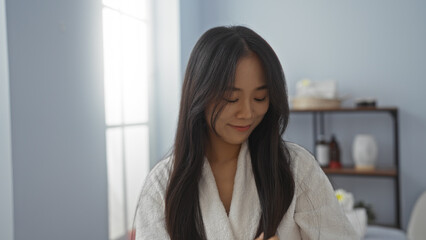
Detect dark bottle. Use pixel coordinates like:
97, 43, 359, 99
329, 134, 342, 168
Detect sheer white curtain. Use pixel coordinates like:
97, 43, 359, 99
102, 1, 152, 239
102, 0, 181, 238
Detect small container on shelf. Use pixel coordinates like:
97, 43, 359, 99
355, 98, 377, 108
352, 134, 378, 170
316, 134, 330, 167
329, 134, 342, 169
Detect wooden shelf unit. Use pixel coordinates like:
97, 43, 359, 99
322, 167, 397, 177
291, 107, 397, 113
290, 106, 401, 228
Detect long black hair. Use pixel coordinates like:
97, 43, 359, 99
165, 26, 295, 240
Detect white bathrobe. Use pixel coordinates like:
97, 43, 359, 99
135, 142, 358, 240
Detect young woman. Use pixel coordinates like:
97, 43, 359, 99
134, 26, 358, 240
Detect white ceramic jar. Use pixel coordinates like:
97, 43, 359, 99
352, 134, 378, 170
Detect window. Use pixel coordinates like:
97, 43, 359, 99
102, 0, 152, 239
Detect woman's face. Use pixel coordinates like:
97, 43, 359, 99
205, 53, 270, 145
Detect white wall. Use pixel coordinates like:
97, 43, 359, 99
0, 0, 14, 239
6, 0, 108, 239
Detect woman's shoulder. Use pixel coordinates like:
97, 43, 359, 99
285, 141, 316, 165
285, 141, 322, 184
140, 156, 173, 202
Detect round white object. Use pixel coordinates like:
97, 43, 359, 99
352, 134, 378, 170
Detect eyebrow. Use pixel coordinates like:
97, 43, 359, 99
228, 85, 268, 91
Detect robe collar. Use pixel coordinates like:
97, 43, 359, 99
199, 141, 261, 240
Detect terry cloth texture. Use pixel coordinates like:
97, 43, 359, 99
134, 142, 358, 240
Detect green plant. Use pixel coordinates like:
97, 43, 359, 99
354, 201, 376, 224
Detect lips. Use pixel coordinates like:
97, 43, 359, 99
229, 124, 251, 132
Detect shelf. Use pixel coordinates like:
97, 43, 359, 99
322, 167, 397, 177
292, 106, 401, 227
290, 107, 397, 113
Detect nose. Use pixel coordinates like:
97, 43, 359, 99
236, 99, 253, 119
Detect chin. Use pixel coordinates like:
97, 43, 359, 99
223, 136, 249, 145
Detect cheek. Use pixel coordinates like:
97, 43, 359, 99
255, 102, 270, 117
206, 105, 232, 129
217, 105, 235, 121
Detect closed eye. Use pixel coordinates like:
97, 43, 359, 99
254, 97, 267, 102
225, 97, 267, 103
225, 98, 238, 103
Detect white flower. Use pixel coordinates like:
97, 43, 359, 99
335, 189, 354, 212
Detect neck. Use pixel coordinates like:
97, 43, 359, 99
206, 133, 242, 165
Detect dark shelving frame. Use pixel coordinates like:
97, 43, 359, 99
290, 107, 401, 228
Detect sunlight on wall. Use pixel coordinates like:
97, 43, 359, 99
102, 0, 151, 239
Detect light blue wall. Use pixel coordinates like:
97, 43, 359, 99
0, 0, 14, 239
180, 0, 201, 78
181, 0, 426, 229
148, 0, 193, 165
6, 0, 108, 239
151, 0, 181, 167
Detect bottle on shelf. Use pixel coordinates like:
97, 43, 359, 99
329, 134, 342, 169
315, 134, 330, 167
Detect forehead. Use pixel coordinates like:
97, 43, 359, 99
233, 53, 266, 90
